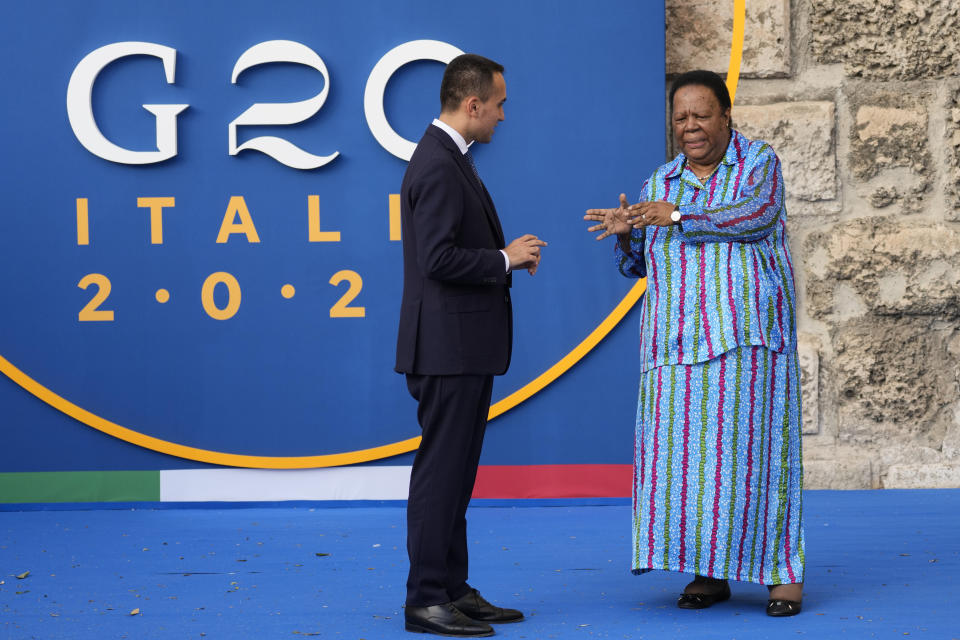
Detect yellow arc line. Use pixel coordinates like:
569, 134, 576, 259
492, 0, 746, 421
0, 278, 645, 469
488, 280, 645, 419
0, 1, 745, 469
728, 0, 746, 102
0, 353, 422, 469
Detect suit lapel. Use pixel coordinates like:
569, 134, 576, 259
427, 126, 506, 247
451, 150, 505, 245
476, 179, 505, 245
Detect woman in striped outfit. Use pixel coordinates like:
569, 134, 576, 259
584, 70, 804, 617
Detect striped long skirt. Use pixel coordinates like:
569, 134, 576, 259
631, 345, 805, 585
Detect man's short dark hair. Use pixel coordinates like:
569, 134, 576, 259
440, 54, 505, 112
669, 70, 732, 112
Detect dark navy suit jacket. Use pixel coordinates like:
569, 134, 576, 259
395, 124, 512, 375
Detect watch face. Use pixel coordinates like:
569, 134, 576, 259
671, 210, 681, 222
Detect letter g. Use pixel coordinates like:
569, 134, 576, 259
66, 42, 188, 164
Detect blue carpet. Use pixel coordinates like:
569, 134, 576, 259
1, 490, 957, 639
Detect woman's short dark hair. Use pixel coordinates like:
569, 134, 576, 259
440, 54, 505, 112
669, 70, 732, 112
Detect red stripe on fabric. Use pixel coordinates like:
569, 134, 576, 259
677, 242, 688, 359
700, 244, 715, 358
678, 366, 693, 571
717, 163, 779, 229
784, 497, 795, 584
727, 244, 739, 337
758, 351, 778, 582
736, 348, 759, 580
732, 137, 745, 194
471, 465, 632, 499
708, 354, 727, 572
647, 367, 665, 567
707, 171, 720, 205
783, 366, 797, 584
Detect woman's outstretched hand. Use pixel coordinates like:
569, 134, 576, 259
584, 193, 642, 240
631, 200, 676, 227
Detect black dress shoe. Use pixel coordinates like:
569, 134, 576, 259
404, 603, 494, 637
451, 589, 524, 623
766, 599, 802, 617
676, 582, 731, 609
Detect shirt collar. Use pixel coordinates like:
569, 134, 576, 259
432, 118, 471, 155
664, 129, 744, 178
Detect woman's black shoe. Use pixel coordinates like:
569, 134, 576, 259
766, 599, 802, 617
676, 582, 731, 609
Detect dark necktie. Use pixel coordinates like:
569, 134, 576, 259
464, 149, 483, 186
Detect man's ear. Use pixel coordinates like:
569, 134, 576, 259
464, 96, 481, 117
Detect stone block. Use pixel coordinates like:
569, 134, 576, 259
946, 83, 960, 219
884, 464, 960, 488
810, 0, 960, 80
797, 334, 820, 435
944, 411, 960, 460
803, 218, 960, 321
733, 102, 836, 202
856, 106, 926, 142
801, 213, 960, 460
666, 0, 790, 78
829, 318, 957, 451
879, 444, 945, 468
802, 458, 873, 490
850, 100, 929, 181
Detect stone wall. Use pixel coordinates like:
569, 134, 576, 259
666, 0, 960, 488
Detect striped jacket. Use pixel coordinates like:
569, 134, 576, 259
615, 130, 798, 372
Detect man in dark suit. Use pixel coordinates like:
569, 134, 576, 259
396, 54, 546, 637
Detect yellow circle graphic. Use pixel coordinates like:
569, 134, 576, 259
0, 7, 745, 469
281, 284, 296, 299
156, 289, 171, 304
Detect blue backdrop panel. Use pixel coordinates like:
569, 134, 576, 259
0, 0, 665, 471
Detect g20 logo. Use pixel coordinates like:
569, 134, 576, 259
66, 39, 462, 167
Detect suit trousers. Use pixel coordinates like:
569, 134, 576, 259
405, 373, 493, 607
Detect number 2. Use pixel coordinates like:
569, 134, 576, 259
228, 40, 339, 170
329, 270, 365, 318
78, 273, 114, 321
